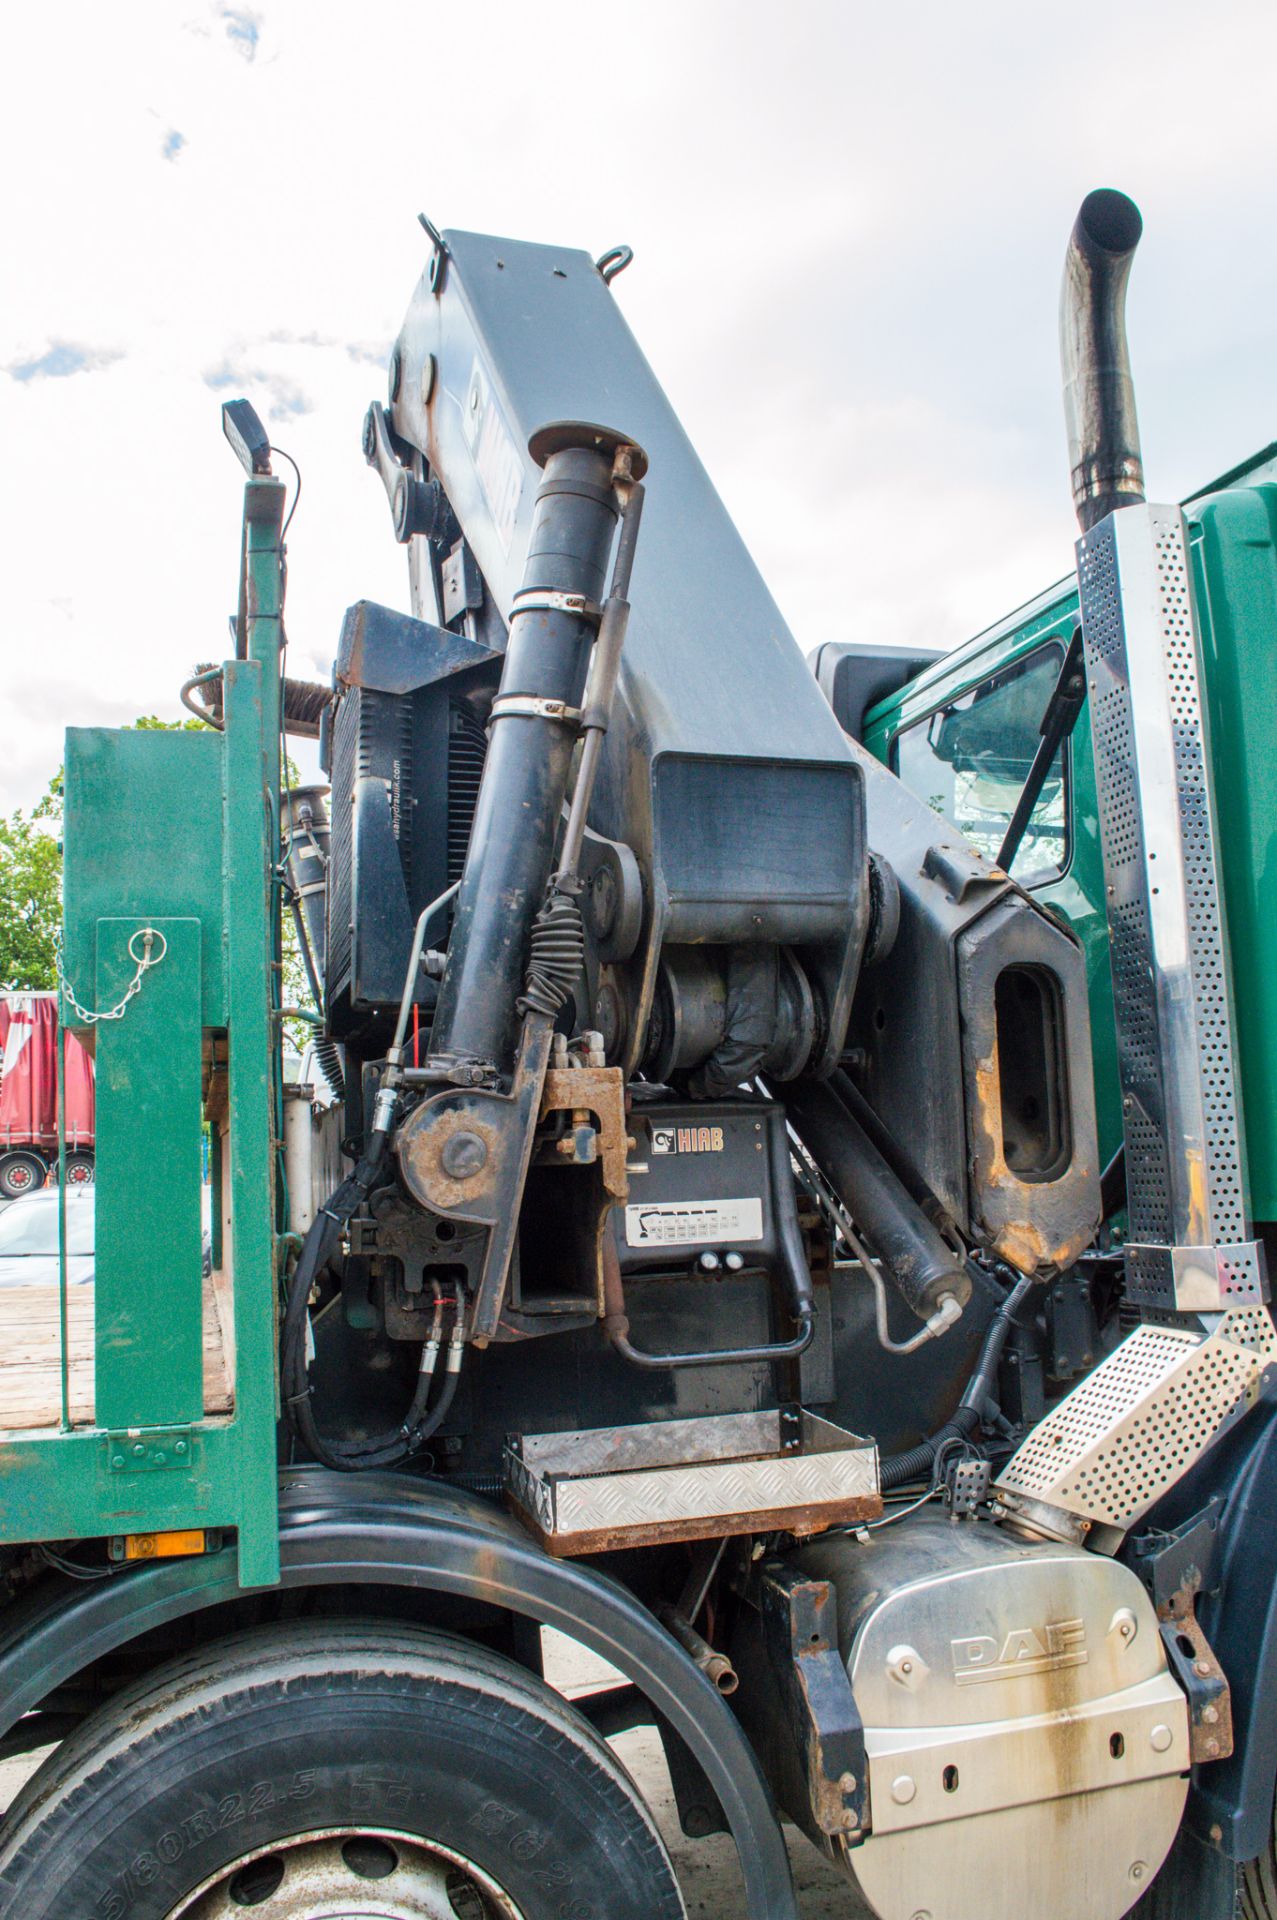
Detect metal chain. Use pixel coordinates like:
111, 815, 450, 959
57, 927, 168, 1025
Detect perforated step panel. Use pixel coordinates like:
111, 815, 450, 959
996, 1308, 1276, 1532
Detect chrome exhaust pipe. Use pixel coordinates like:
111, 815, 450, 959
1060, 188, 1145, 532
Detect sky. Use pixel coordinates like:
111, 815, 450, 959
3, 0, 1277, 813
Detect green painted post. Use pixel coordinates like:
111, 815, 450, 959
55, 1001, 69, 1433
223, 482, 286, 1586
223, 664, 282, 1587
93, 918, 205, 1431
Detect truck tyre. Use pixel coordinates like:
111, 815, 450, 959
0, 1151, 46, 1198
0, 1619, 685, 1920
1244, 1824, 1277, 1917
64, 1150, 94, 1186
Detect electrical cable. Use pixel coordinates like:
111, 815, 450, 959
271, 444, 303, 538
877, 1268, 1038, 1491
38, 1545, 121, 1582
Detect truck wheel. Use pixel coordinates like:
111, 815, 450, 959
64, 1151, 95, 1186
0, 1151, 46, 1198
1244, 1826, 1277, 1917
0, 1620, 686, 1920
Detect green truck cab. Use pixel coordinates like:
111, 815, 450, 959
852, 445, 1277, 1225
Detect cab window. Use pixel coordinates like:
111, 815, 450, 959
892, 643, 1068, 885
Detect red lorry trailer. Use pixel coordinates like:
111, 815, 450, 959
0, 992, 94, 1198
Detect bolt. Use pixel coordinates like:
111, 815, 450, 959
891, 1775, 917, 1806
111, 1454, 125, 1470
174, 1440, 187, 1457
1194, 1660, 1212, 1678
838, 1772, 857, 1794
153, 1452, 165, 1466
440, 1130, 487, 1180
1150, 1724, 1173, 1753
1130, 1862, 1148, 1884
1202, 1705, 1219, 1725
132, 1442, 146, 1458
911, 1911, 932, 1920
1205, 1738, 1221, 1758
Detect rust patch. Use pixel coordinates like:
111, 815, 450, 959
505, 1492, 881, 1559
539, 1065, 629, 1203
398, 1100, 506, 1215
1161, 1583, 1234, 1764
972, 1049, 1092, 1274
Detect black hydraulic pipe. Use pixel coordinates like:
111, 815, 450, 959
427, 433, 628, 1076
1060, 188, 1146, 532
996, 624, 1086, 874
830, 1069, 959, 1239
784, 1077, 970, 1319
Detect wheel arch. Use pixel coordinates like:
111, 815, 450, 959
0, 1468, 798, 1920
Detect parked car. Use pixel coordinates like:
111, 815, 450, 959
0, 1190, 95, 1288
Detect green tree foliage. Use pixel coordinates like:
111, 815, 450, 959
0, 718, 318, 1048
0, 777, 63, 989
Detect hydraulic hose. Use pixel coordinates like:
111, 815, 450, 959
280, 1105, 468, 1471
878, 1269, 1037, 1490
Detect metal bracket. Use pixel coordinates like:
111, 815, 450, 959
103, 1428, 196, 1474
1160, 1592, 1233, 1766
1130, 1496, 1224, 1612
759, 1562, 868, 1840
441, 539, 484, 622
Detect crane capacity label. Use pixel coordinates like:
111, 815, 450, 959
624, 1198, 764, 1248
463, 357, 522, 553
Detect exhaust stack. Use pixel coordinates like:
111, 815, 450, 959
1059, 191, 1268, 1320
1060, 188, 1146, 531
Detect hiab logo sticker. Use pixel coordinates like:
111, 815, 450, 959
651, 1125, 725, 1155
951, 1618, 1088, 1685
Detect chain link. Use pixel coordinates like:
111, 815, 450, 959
57, 927, 168, 1025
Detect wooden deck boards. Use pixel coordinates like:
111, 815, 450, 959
0, 1277, 232, 1432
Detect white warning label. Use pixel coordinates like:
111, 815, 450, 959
624, 1198, 764, 1248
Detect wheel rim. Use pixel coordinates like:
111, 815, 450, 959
66, 1159, 93, 1185
167, 1827, 527, 1920
5, 1162, 34, 1193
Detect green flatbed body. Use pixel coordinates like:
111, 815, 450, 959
0, 478, 289, 1587
863, 446, 1277, 1221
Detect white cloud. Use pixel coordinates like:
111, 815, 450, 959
1, 0, 1275, 811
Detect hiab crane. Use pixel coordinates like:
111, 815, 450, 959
0, 187, 1274, 1920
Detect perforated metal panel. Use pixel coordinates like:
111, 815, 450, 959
1077, 505, 1266, 1311
996, 1310, 1277, 1531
